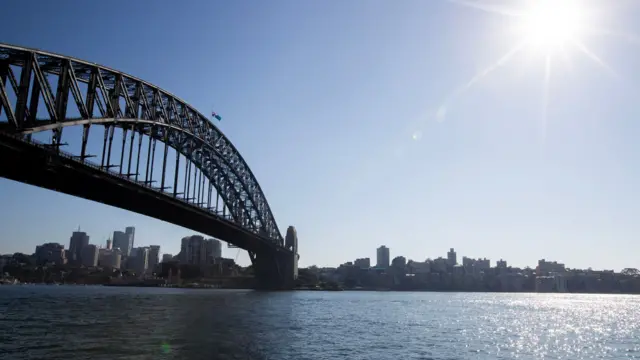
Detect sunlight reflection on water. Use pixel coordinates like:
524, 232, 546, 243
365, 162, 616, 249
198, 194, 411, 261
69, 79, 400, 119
1, 287, 639, 359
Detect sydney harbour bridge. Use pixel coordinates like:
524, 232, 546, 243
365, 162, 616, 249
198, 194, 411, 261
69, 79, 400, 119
0, 43, 299, 290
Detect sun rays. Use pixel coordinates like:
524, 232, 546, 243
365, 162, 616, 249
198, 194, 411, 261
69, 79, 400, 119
437, 0, 635, 143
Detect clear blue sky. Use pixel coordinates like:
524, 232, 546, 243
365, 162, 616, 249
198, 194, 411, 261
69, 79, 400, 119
1, 0, 640, 270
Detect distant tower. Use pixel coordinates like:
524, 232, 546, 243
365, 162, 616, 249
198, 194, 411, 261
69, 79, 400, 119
376, 246, 390, 268
125, 226, 135, 252
106, 238, 112, 250
112, 231, 130, 256
69, 230, 90, 265
447, 248, 457, 266
147, 245, 161, 272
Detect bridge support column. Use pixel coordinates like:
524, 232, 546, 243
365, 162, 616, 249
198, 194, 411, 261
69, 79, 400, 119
251, 249, 298, 290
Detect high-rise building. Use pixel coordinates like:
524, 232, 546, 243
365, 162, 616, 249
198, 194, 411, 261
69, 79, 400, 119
148, 245, 160, 273
112, 231, 131, 256
0, 256, 9, 272
392, 256, 407, 268
69, 231, 89, 265
447, 248, 457, 266
106, 238, 112, 250
462, 257, 491, 272
376, 246, 390, 268
407, 260, 430, 274
35, 243, 67, 265
204, 239, 221, 264
80, 244, 99, 267
162, 254, 174, 263
133, 247, 149, 275
180, 236, 223, 266
213, 240, 222, 259
98, 248, 121, 269
111, 252, 122, 269
537, 259, 565, 275
354, 258, 370, 269
181, 235, 204, 265
125, 227, 135, 252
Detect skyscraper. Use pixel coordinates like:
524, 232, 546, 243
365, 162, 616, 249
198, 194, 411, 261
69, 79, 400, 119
148, 245, 160, 272
98, 248, 121, 269
180, 236, 222, 266
204, 239, 222, 262
133, 247, 149, 275
162, 254, 174, 263
35, 243, 67, 265
106, 238, 112, 250
447, 248, 457, 266
376, 246, 390, 268
69, 230, 89, 265
354, 258, 371, 269
181, 235, 204, 265
81, 244, 99, 267
125, 227, 135, 254
112, 231, 131, 256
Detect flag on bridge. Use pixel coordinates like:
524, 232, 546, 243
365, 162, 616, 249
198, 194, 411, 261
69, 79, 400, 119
211, 111, 222, 121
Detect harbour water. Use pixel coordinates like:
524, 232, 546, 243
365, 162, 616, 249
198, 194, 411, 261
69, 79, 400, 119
1, 286, 639, 359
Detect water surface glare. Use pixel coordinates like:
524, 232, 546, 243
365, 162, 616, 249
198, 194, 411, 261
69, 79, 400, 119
1, 286, 639, 359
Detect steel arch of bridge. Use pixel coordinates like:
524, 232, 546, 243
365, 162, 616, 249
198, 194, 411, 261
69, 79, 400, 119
0, 43, 284, 246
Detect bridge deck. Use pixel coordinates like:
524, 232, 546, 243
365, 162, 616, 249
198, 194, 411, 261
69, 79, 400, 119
0, 133, 290, 255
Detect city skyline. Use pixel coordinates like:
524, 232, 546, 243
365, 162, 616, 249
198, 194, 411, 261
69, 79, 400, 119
0, 176, 637, 270
2, 223, 239, 264
2, 1, 640, 270
3, 223, 634, 272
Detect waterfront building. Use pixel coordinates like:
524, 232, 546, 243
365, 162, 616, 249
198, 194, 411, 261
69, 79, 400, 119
181, 236, 223, 266
432, 257, 448, 273
447, 248, 457, 266
98, 248, 121, 269
35, 243, 67, 265
376, 246, 390, 269
125, 227, 135, 252
354, 258, 370, 269
69, 230, 89, 265
112, 231, 131, 257
537, 259, 565, 275
133, 247, 149, 275
204, 239, 221, 264
407, 260, 430, 274
148, 245, 161, 272
162, 254, 173, 263
392, 256, 406, 268
80, 244, 99, 267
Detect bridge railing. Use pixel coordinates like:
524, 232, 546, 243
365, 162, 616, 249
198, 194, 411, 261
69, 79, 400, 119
5, 132, 282, 245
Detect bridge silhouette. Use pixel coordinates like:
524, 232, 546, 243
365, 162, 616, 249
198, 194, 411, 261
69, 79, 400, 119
0, 43, 298, 290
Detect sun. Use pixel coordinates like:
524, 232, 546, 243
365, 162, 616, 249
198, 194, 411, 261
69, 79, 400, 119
518, 0, 586, 51
438, 0, 617, 127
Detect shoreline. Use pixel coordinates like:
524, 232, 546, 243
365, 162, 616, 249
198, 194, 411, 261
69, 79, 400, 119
3, 282, 639, 295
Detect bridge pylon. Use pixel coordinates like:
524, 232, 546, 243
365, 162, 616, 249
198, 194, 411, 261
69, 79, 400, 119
250, 225, 299, 290
250, 249, 297, 290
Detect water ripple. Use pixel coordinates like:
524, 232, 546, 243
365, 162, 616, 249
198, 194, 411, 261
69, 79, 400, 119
1, 287, 639, 359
